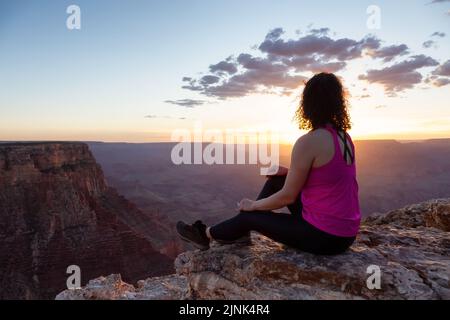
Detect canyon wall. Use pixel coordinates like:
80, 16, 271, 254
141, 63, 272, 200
0, 142, 175, 299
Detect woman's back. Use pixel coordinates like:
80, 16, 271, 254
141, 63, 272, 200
178, 72, 360, 255
310, 127, 354, 167
301, 124, 361, 237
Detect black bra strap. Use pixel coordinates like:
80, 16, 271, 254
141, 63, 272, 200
337, 131, 354, 164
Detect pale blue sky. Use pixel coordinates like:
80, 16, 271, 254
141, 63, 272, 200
1, 0, 449, 141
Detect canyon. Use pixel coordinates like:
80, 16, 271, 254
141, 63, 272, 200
1, 141, 449, 300
0, 142, 180, 299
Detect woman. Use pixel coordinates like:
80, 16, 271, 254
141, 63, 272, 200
176, 72, 361, 255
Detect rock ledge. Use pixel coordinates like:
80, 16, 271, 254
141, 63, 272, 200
57, 199, 450, 300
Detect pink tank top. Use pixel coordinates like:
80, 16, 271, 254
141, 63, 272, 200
301, 124, 361, 237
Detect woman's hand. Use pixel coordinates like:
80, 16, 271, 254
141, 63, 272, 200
237, 198, 256, 212
246, 136, 313, 212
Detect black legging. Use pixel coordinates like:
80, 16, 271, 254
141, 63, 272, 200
209, 175, 356, 255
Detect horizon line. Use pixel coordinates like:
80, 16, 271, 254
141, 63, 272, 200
2, 137, 450, 146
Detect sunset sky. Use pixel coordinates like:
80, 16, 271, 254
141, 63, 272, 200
1, 0, 449, 143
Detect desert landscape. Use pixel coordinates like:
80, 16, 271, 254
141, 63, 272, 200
88, 139, 450, 225
1, 1, 449, 304
1, 138, 449, 299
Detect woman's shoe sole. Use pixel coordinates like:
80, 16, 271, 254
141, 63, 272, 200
179, 235, 210, 251
215, 237, 252, 246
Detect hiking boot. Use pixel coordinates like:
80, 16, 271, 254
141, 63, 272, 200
214, 233, 252, 246
176, 220, 210, 251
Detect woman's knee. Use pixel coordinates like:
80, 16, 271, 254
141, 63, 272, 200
209, 213, 251, 241
257, 176, 286, 200
266, 175, 286, 186
235, 211, 256, 225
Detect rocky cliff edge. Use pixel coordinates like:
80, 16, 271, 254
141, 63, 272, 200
56, 198, 450, 300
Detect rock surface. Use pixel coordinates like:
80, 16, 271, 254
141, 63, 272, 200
55, 274, 187, 300
0, 142, 176, 299
57, 198, 450, 300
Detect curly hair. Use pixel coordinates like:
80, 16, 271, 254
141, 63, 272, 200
295, 73, 351, 131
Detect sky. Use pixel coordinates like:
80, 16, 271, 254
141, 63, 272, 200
0, 0, 449, 143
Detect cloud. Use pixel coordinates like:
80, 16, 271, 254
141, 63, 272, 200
181, 28, 392, 99
358, 54, 439, 95
426, 60, 450, 87
200, 64, 307, 99
265, 27, 285, 40
422, 40, 436, 48
429, 77, 450, 87
366, 44, 409, 62
431, 31, 446, 37
309, 27, 330, 36
432, 59, 450, 76
209, 59, 238, 75
199, 75, 220, 86
180, 27, 441, 99
285, 56, 347, 73
422, 32, 445, 49
164, 99, 207, 108
258, 33, 380, 61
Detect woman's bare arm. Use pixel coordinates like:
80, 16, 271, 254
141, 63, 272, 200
238, 134, 315, 211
